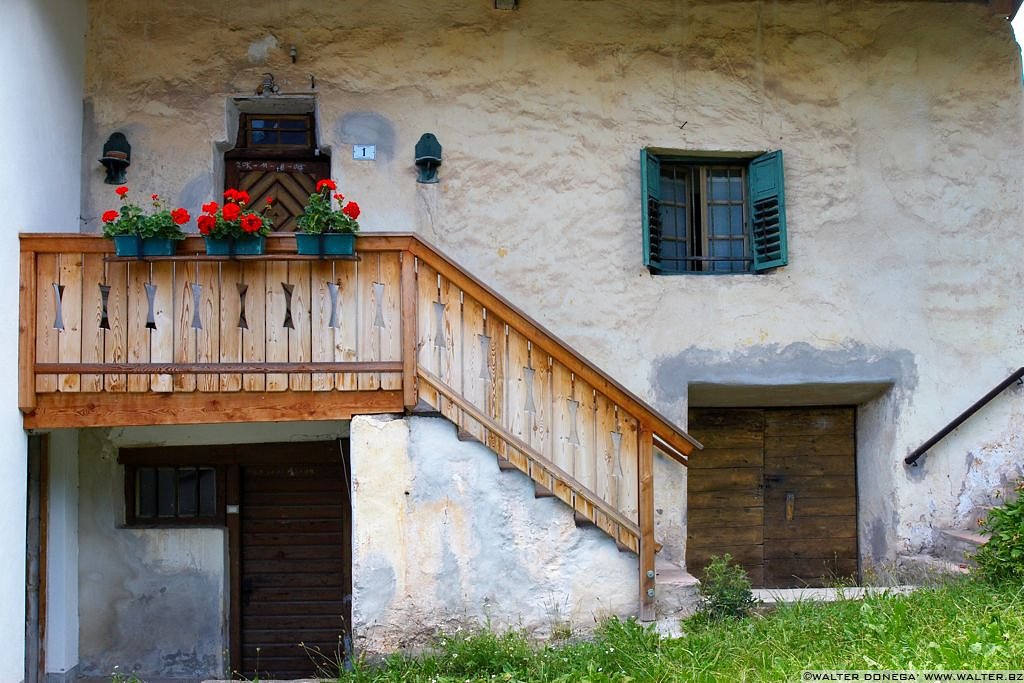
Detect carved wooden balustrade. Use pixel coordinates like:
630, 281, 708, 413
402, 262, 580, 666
19, 231, 700, 619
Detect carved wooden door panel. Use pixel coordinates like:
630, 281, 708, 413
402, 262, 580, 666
226, 159, 330, 232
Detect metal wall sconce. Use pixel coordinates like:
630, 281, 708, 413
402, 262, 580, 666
99, 132, 131, 185
415, 133, 442, 184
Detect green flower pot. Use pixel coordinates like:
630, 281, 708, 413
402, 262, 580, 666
204, 235, 265, 256
112, 235, 177, 257
295, 233, 356, 256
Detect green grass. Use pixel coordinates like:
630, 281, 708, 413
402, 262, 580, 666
330, 579, 1024, 683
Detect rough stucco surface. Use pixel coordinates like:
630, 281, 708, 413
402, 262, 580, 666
79, 1, 1024, 566
350, 415, 639, 653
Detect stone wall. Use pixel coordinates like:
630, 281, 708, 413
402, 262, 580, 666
79, 0, 1024, 564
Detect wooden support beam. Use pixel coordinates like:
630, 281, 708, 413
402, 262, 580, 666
23, 390, 405, 429
638, 426, 656, 622
400, 253, 418, 408
19, 250, 37, 412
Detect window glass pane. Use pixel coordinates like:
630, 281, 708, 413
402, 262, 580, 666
178, 468, 198, 516
250, 119, 268, 129
198, 468, 217, 516
730, 205, 744, 232
710, 205, 731, 236
250, 130, 271, 145
280, 131, 308, 145
710, 239, 732, 258
708, 172, 731, 201
729, 174, 744, 202
278, 119, 308, 130
137, 468, 156, 519
157, 467, 177, 517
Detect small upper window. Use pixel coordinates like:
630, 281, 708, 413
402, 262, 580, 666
243, 114, 313, 148
641, 149, 788, 274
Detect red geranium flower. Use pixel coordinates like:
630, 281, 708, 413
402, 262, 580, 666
102, 210, 119, 223
240, 214, 262, 233
151, 194, 159, 201
235, 191, 251, 205
222, 203, 241, 222
202, 201, 219, 215
342, 201, 360, 220
316, 178, 337, 193
171, 208, 190, 225
224, 189, 238, 201
195, 215, 214, 236
115, 186, 129, 197
266, 197, 274, 204
197, 214, 215, 235
333, 193, 344, 202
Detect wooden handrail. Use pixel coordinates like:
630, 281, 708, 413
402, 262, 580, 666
407, 236, 702, 460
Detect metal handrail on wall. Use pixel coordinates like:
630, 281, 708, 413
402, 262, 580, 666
905, 366, 1024, 466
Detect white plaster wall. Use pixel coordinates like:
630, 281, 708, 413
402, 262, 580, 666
46, 430, 80, 677
350, 415, 637, 653
0, 0, 85, 679
77, 1, 1024, 566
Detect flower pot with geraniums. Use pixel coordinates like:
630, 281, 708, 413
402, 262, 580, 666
196, 189, 274, 256
294, 178, 361, 256
101, 186, 190, 257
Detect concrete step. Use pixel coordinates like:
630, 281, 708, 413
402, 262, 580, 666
934, 528, 987, 566
496, 457, 517, 471
896, 553, 971, 583
573, 512, 594, 528
534, 482, 555, 498
653, 559, 700, 619
456, 428, 480, 443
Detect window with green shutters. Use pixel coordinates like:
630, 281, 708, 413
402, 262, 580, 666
641, 149, 788, 274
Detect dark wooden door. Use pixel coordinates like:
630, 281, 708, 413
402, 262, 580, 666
226, 159, 330, 232
239, 445, 350, 679
687, 407, 858, 588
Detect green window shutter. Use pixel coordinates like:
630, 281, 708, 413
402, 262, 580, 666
748, 150, 788, 272
641, 148, 663, 272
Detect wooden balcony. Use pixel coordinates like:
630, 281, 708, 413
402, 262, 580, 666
19, 233, 416, 428
19, 230, 701, 619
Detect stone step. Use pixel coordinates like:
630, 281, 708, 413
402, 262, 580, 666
896, 553, 971, 583
934, 528, 988, 566
653, 559, 700, 620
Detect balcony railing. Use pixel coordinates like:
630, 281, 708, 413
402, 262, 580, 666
19, 233, 416, 426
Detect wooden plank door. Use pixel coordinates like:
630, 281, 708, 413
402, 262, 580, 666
226, 159, 330, 232
686, 409, 766, 586
687, 407, 858, 588
238, 443, 350, 680
762, 407, 858, 587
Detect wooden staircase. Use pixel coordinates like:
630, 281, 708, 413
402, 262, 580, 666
18, 231, 701, 620
405, 237, 701, 618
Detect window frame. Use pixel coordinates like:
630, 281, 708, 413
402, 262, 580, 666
642, 149, 788, 275
122, 460, 226, 528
